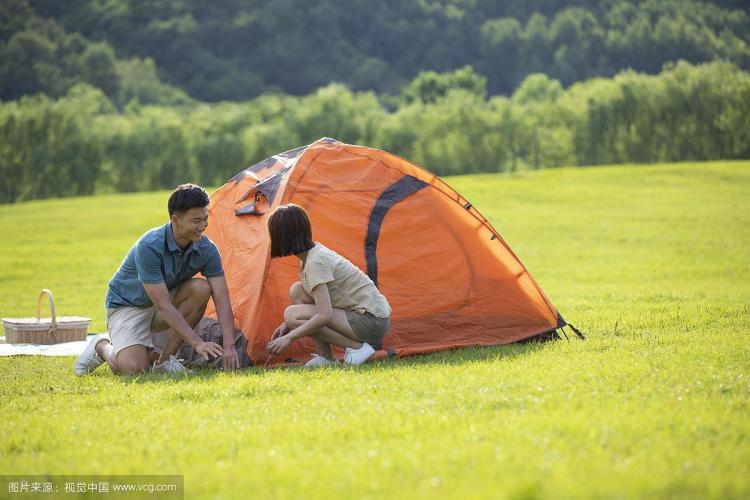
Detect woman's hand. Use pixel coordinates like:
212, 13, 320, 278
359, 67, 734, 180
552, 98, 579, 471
271, 322, 289, 340
267, 335, 293, 355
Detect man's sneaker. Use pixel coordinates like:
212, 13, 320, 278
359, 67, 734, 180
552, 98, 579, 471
343, 342, 375, 366
304, 354, 336, 368
153, 355, 192, 374
74, 334, 106, 376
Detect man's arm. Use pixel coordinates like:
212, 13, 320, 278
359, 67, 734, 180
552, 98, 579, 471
143, 282, 223, 359
207, 275, 240, 370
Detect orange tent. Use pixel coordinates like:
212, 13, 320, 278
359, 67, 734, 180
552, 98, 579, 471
205, 138, 576, 366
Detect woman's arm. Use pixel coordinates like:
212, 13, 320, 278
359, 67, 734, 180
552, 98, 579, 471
271, 322, 289, 340
286, 284, 332, 340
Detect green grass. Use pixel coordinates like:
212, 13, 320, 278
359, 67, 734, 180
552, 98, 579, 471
1, 161, 749, 499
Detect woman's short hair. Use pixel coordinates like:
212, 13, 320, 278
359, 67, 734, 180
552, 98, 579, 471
268, 204, 315, 258
168, 184, 210, 216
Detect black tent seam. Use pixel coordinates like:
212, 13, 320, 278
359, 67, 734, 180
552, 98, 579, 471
365, 175, 429, 287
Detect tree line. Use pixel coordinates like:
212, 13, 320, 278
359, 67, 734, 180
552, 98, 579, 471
2, 60, 748, 204
2, 0, 749, 102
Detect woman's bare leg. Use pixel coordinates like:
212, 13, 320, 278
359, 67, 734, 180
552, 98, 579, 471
287, 283, 337, 359
283, 305, 364, 353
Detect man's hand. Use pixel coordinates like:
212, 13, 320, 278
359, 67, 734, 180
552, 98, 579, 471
221, 346, 240, 370
207, 274, 240, 369
194, 340, 223, 360
271, 322, 289, 340
267, 335, 293, 355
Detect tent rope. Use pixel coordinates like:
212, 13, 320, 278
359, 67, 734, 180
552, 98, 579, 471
566, 323, 586, 340
560, 328, 570, 341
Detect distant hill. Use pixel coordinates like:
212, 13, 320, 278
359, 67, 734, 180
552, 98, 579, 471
2, 0, 749, 102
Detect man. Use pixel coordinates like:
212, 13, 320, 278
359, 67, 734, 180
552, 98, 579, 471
75, 184, 240, 375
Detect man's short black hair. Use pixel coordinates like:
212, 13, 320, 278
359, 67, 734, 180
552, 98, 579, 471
268, 204, 315, 258
168, 184, 210, 217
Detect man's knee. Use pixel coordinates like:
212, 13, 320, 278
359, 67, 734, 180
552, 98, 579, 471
183, 278, 211, 304
115, 357, 150, 375
114, 346, 151, 375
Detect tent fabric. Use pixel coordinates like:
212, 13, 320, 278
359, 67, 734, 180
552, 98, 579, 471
205, 138, 566, 366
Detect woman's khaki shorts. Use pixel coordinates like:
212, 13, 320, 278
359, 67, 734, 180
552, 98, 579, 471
345, 310, 390, 349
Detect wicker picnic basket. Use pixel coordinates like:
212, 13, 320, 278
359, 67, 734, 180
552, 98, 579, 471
1, 289, 90, 344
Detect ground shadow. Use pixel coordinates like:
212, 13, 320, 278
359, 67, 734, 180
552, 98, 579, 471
119, 335, 578, 384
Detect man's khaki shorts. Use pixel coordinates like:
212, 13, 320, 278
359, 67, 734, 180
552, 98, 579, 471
106, 291, 176, 357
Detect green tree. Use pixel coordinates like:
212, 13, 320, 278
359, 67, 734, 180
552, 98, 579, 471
115, 57, 192, 106
78, 42, 119, 98
401, 66, 487, 104
0, 30, 61, 99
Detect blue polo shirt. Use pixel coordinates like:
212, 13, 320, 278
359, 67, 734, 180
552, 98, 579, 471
105, 222, 224, 309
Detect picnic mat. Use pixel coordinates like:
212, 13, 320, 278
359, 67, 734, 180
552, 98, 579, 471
0, 333, 104, 356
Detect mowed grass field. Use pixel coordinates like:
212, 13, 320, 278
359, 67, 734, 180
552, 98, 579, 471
1, 161, 749, 499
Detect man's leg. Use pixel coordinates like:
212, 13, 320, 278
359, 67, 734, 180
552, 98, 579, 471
87, 305, 159, 375
96, 342, 151, 375
151, 278, 211, 364
90, 279, 210, 374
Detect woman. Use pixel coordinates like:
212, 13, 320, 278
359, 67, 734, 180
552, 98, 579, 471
266, 204, 391, 366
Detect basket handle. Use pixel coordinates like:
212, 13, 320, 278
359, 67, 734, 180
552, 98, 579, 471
36, 289, 58, 331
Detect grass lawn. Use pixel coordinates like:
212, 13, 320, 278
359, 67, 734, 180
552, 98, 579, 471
1, 161, 748, 498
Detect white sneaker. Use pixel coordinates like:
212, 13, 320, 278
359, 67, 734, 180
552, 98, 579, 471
343, 343, 375, 366
74, 334, 106, 376
153, 355, 192, 374
304, 354, 336, 368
